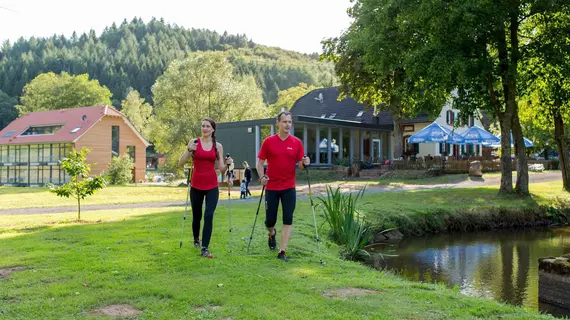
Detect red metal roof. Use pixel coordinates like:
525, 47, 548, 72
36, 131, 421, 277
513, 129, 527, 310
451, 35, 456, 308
0, 105, 148, 146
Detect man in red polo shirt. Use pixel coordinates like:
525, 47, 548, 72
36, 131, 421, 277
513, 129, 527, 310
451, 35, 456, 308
256, 111, 310, 261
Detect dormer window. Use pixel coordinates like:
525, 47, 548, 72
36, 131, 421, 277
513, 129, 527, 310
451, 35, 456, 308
356, 111, 364, 117
20, 125, 62, 136
329, 113, 337, 119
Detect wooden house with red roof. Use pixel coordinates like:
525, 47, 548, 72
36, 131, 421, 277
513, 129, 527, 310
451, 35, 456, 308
0, 105, 150, 186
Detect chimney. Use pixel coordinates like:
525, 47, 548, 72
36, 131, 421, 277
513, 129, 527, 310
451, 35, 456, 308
372, 116, 380, 124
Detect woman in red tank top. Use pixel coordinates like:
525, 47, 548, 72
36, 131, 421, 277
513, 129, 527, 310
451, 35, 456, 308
179, 118, 231, 258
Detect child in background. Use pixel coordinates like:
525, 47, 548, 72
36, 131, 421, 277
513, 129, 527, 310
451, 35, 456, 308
240, 179, 247, 199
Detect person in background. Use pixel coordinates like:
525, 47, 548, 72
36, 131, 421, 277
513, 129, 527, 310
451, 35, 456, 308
243, 161, 252, 198
240, 179, 247, 199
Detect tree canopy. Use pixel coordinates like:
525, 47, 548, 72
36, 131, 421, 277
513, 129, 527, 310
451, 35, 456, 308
324, 0, 570, 194
0, 17, 335, 114
519, 7, 570, 190
151, 52, 268, 171
16, 72, 112, 115
120, 89, 154, 141
0, 89, 17, 129
270, 82, 319, 114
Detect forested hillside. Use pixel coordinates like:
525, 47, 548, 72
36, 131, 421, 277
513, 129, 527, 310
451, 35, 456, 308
0, 17, 336, 128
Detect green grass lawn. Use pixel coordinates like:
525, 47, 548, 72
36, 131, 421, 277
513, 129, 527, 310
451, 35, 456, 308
1, 200, 554, 319
0, 185, 266, 209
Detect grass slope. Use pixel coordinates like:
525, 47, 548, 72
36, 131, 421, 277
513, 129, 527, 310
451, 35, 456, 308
1, 200, 555, 319
362, 181, 570, 235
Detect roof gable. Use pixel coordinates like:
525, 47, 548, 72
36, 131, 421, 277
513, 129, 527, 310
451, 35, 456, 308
290, 87, 430, 125
0, 105, 150, 146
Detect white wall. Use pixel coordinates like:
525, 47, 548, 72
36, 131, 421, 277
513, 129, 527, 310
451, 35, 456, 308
393, 92, 485, 158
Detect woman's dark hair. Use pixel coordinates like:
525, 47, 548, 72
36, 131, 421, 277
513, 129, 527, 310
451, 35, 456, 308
203, 117, 219, 160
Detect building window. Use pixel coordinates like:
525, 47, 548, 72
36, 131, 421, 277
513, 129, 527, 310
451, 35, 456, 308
0, 146, 5, 162
127, 146, 136, 162
112, 126, 120, 156
403, 125, 415, 132
20, 125, 62, 136
2, 130, 16, 138
446, 110, 454, 125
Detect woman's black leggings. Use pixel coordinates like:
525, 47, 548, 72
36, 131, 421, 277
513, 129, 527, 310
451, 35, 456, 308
190, 186, 219, 249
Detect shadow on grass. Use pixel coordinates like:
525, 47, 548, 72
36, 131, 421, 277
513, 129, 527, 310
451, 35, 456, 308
373, 173, 472, 186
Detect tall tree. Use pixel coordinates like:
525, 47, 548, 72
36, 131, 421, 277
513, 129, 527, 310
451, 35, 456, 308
120, 89, 155, 141
321, 0, 448, 159
152, 52, 268, 171
16, 72, 112, 114
270, 83, 318, 115
520, 8, 570, 191
0, 90, 17, 130
341, 0, 568, 195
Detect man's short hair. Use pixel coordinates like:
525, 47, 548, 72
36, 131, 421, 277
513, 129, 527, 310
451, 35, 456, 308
277, 111, 292, 121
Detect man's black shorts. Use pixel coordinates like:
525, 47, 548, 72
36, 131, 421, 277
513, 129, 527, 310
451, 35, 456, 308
265, 188, 296, 227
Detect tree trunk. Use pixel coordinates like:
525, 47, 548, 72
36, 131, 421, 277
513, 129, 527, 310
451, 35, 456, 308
553, 109, 570, 192
393, 117, 403, 159
499, 116, 513, 194
77, 197, 81, 221
391, 69, 405, 160
512, 112, 529, 195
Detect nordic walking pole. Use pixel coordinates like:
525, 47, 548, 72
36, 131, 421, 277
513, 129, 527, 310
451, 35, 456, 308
226, 154, 234, 253
179, 139, 197, 248
304, 156, 324, 264
247, 184, 265, 253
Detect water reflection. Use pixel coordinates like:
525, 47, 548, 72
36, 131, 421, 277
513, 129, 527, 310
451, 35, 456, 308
367, 227, 570, 317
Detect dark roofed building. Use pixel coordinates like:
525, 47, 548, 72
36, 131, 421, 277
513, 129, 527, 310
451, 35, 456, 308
291, 87, 430, 125
217, 86, 487, 173
216, 87, 433, 174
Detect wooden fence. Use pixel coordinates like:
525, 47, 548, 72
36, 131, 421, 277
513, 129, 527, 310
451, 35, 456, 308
376, 159, 558, 174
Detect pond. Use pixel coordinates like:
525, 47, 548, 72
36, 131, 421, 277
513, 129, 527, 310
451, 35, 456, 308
367, 227, 570, 318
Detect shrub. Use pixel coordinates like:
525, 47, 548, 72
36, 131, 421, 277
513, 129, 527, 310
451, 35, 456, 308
317, 185, 374, 261
107, 154, 135, 185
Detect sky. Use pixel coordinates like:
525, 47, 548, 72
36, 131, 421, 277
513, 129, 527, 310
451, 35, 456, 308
0, 0, 353, 54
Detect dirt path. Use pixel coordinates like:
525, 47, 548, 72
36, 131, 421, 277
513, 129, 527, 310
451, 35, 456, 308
1, 171, 562, 216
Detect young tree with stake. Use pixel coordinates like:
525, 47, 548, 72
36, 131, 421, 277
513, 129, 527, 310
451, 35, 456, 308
49, 148, 107, 220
